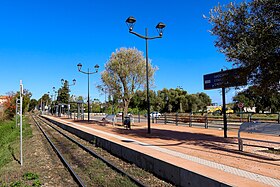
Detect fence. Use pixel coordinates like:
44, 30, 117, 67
53, 111, 280, 130
127, 112, 280, 130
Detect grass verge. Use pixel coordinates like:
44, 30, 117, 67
0, 117, 32, 169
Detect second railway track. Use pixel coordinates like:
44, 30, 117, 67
32, 115, 172, 187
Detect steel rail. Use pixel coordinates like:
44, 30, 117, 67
32, 115, 86, 187
37, 115, 147, 187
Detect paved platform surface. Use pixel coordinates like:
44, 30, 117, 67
44, 115, 280, 187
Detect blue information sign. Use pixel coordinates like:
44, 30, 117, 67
203, 68, 247, 90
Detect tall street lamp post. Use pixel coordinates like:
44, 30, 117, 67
177, 86, 183, 113
61, 79, 76, 117
125, 16, 166, 134
77, 63, 99, 122
46, 91, 50, 114
52, 87, 59, 115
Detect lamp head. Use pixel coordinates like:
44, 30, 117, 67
126, 16, 136, 31
61, 79, 64, 85
94, 64, 99, 72
73, 79, 76, 85
77, 63, 82, 71
156, 22, 166, 36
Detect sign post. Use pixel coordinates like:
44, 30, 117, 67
20, 80, 23, 166
238, 102, 244, 122
203, 68, 247, 138
221, 70, 228, 138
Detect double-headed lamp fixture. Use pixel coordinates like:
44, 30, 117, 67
125, 16, 166, 36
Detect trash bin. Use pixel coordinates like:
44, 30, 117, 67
124, 116, 131, 129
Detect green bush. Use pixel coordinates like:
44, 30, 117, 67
23, 172, 39, 180
10, 181, 22, 187
32, 179, 42, 187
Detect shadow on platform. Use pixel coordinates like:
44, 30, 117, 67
112, 127, 279, 161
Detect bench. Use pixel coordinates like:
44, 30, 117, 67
238, 122, 280, 151
102, 114, 116, 126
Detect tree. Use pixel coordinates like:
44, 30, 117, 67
29, 99, 38, 112
38, 93, 51, 110
19, 89, 32, 113
270, 92, 280, 113
3, 94, 16, 119
197, 92, 212, 112
186, 94, 200, 112
207, 0, 280, 92
91, 99, 101, 113
3, 89, 32, 119
58, 81, 70, 104
129, 90, 147, 111
233, 86, 280, 113
158, 88, 171, 113
129, 88, 212, 113
101, 47, 157, 116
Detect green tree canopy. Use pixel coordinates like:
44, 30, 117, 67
4, 89, 32, 119
57, 81, 70, 104
129, 88, 212, 113
28, 99, 38, 112
21, 89, 32, 112
38, 93, 51, 110
233, 86, 280, 113
100, 47, 157, 115
207, 0, 280, 91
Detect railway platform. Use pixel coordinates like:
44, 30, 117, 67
42, 115, 280, 187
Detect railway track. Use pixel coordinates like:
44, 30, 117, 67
32, 115, 170, 187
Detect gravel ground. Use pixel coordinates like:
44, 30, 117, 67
38, 116, 173, 187
0, 116, 77, 187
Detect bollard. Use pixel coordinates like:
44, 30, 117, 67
138, 112, 140, 123
152, 115, 154, 123
189, 112, 192, 127
176, 112, 178, 126
205, 114, 208, 128
278, 112, 280, 124
238, 138, 243, 151
164, 113, 167, 124
248, 113, 251, 122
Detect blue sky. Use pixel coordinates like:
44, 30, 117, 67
0, 0, 242, 104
